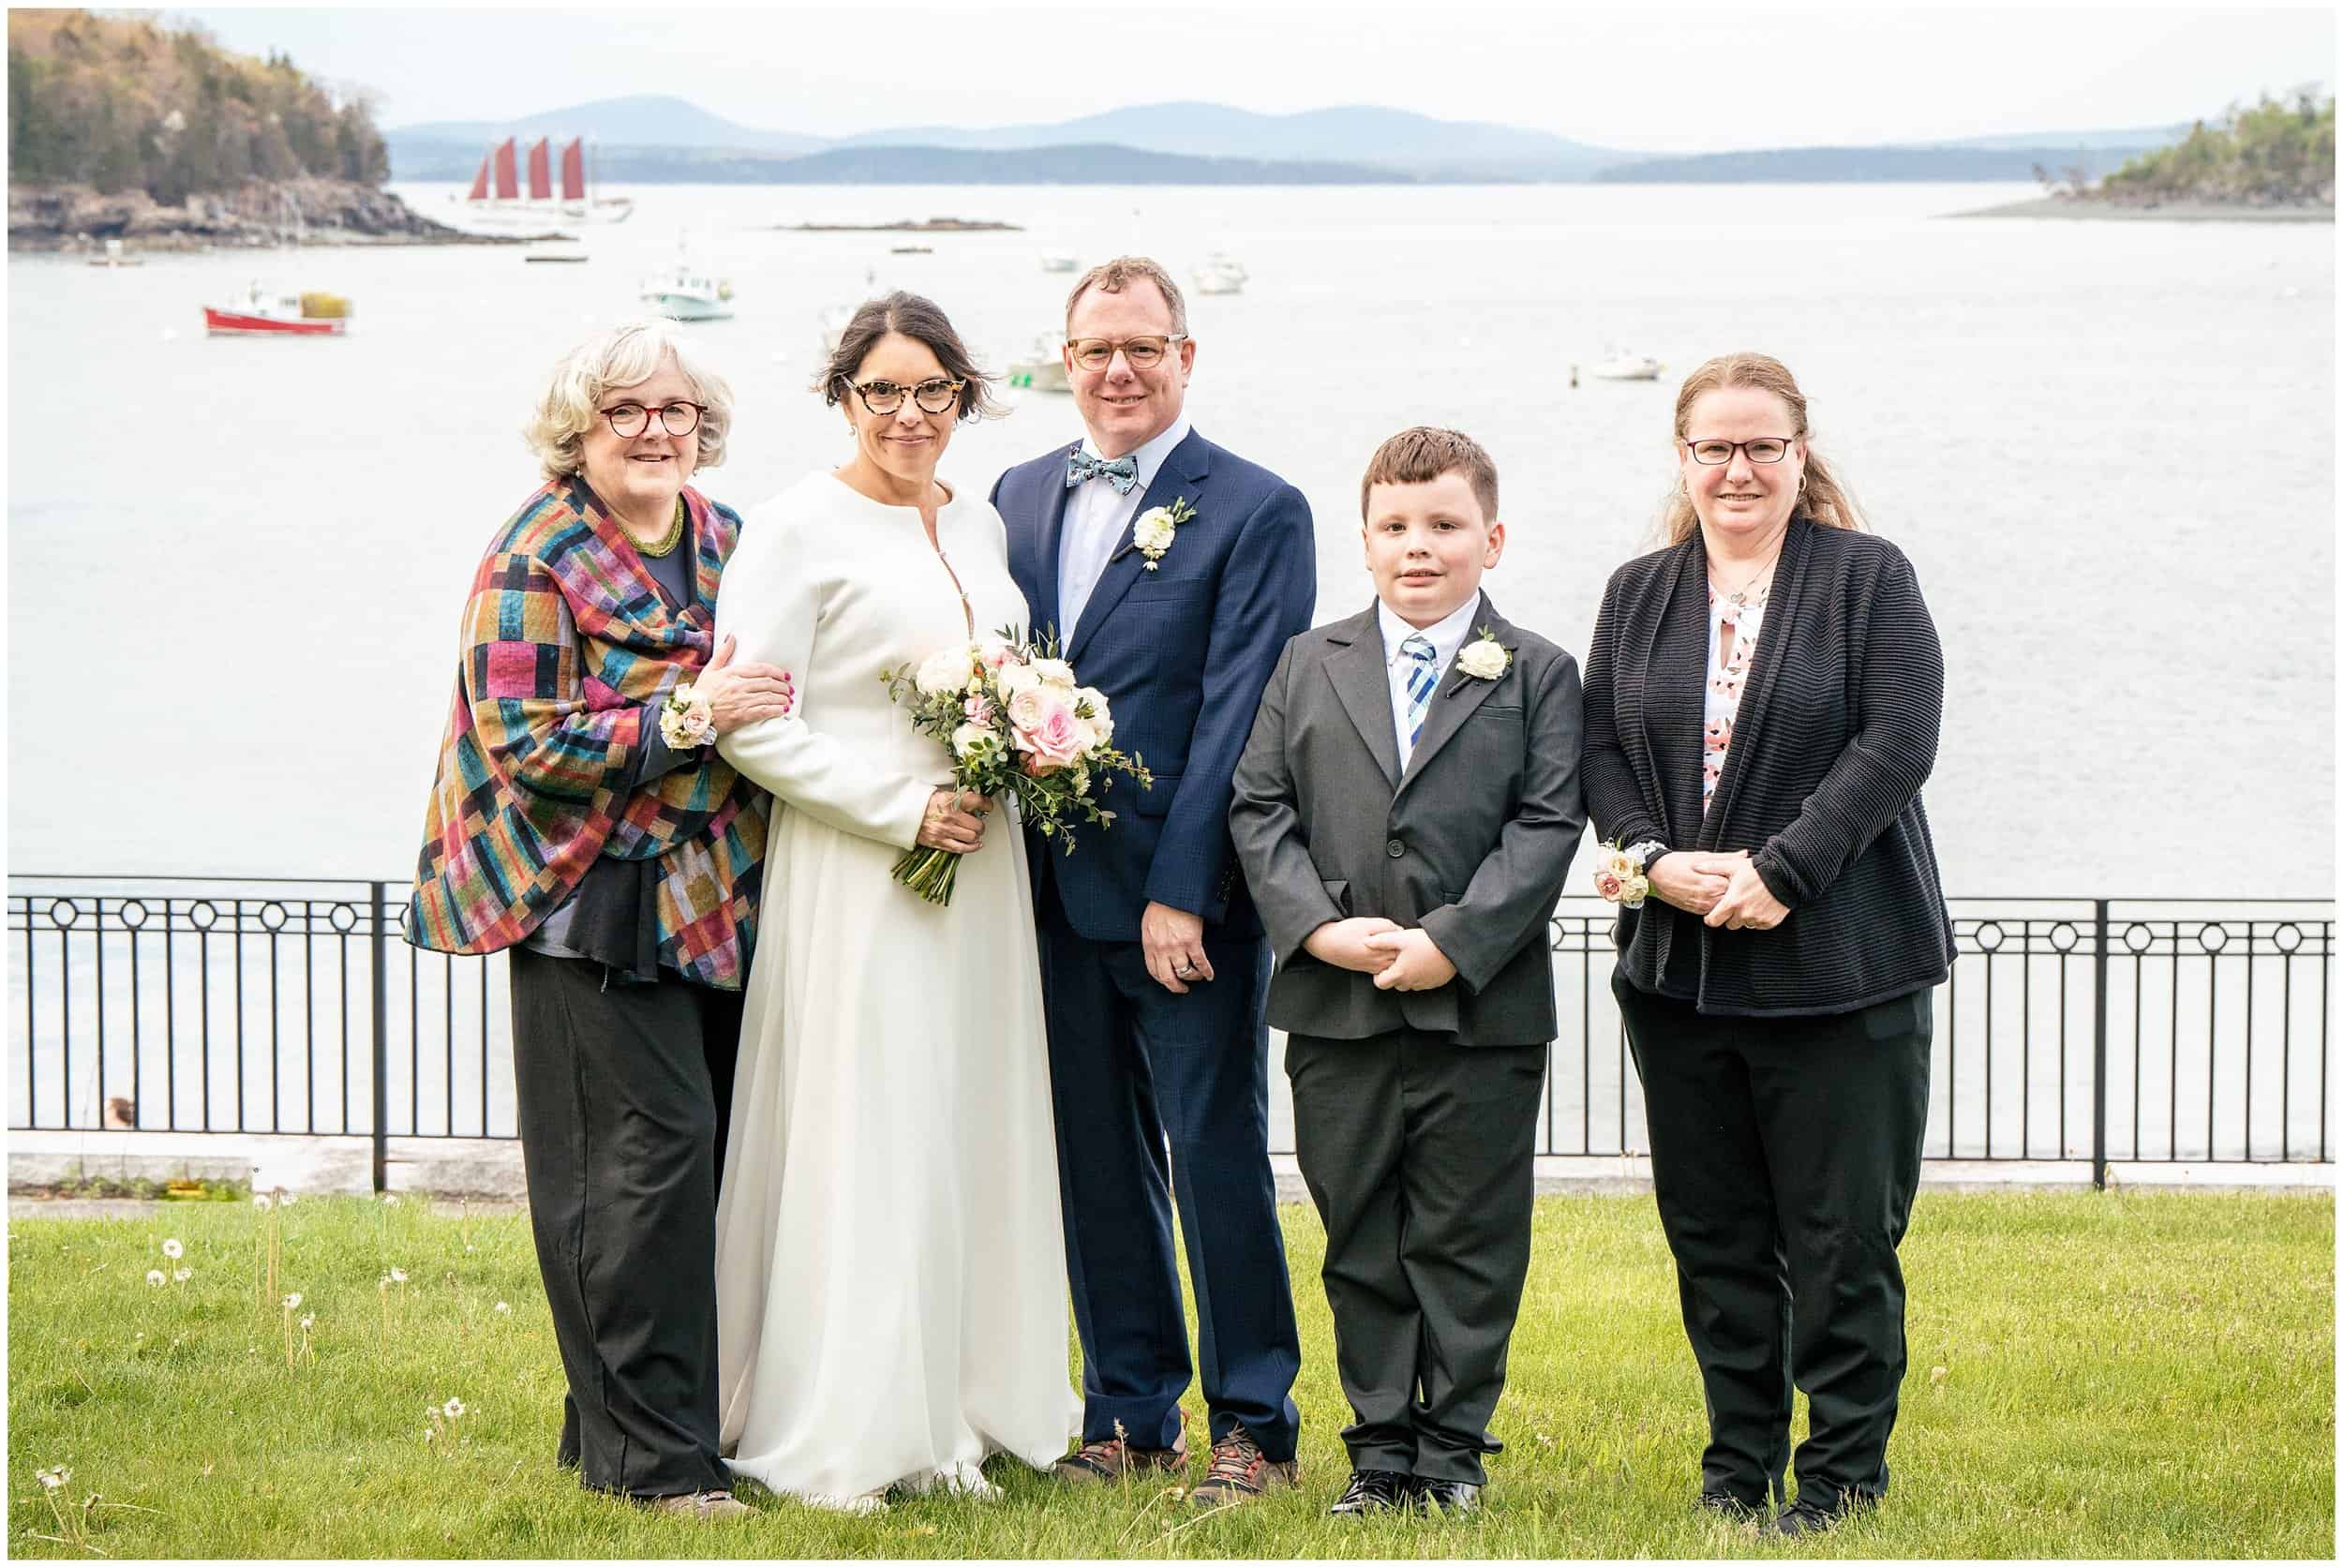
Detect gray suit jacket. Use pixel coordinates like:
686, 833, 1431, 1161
1229, 594, 1587, 1047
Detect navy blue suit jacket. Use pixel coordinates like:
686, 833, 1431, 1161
992, 428, 1316, 944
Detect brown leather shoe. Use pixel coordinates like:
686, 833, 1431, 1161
1052, 1409, 1190, 1484
648, 1488, 752, 1521
1188, 1425, 1297, 1509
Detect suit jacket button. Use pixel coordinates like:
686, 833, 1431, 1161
1385, 839, 1404, 859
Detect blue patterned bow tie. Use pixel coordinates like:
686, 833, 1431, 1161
1065, 450, 1140, 495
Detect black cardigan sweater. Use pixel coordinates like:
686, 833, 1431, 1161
1581, 517, 1954, 1017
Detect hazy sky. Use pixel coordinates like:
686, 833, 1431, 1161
168, 4, 2335, 153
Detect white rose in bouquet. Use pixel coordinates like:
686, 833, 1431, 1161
915, 644, 979, 695
1029, 657, 1078, 688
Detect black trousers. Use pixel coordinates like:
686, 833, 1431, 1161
1615, 975, 1931, 1512
508, 946, 739, 1498
1286, 1028, 1546, 1486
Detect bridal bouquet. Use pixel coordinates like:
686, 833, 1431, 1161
881, 627, 1151, 905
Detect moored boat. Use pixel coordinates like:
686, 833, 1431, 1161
642, 251, 734, 321
202, 281, 351, 336
1004, 336, 1071, 394
1190, 253, 1246, 295
1588, 351, 1664, 381
1038, 250, 1079, 273
452, 136, 634, 227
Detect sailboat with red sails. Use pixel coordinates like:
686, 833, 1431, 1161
451, 137, 634, 226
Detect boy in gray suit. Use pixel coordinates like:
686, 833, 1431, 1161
1230, 428, 1586, 1516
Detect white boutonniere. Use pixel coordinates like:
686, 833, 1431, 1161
659, 680, 717, 748
1127, 497, 1196, 571
1455, 626, 1512, 681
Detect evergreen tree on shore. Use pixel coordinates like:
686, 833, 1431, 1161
2097, 88, 2336, 206
7, 9, 389, 200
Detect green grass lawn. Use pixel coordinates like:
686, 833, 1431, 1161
7, 1187, 2332, 1559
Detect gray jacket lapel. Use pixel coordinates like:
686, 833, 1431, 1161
1063, 429, 1210, 667
1323, 605, 1402, 791
1397, 591, 1505, 793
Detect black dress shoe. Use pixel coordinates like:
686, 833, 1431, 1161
1328, 1468, 1420, 1516
1696, 1491, 1766, 1523
1417, 1478, 1484, 1515
1765, 1495, 1873, 1537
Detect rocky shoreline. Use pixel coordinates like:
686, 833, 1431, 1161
7, 176, 527, 251
1956, 194, 2333, 223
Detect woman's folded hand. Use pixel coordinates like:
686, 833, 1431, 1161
697, 635, 796, 736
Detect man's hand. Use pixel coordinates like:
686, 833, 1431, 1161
1142, 901, 1215, 993
1302, 917, 1403, 974
1363, 928, 1458, 992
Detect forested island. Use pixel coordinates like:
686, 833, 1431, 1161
7, 9, 476, 250
1971, 90, 2334, 220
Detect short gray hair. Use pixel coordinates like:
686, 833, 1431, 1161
523, 319, 734, 480
1064, 256, 1187, 336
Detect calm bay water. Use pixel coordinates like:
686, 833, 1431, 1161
7, 181, 2335, 897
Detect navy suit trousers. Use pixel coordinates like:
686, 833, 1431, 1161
1037, 876, 1304, 1459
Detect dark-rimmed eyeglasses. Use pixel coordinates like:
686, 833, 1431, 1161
602, 401, 703, 439
850, 377, 966, 416
1065, 335, 1187, 372
1684, 437, 1795, 465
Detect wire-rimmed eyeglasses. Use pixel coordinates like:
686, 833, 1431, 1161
850, 377, 967, 416
1684, 437, 1796, 465
602, 401, 704, 439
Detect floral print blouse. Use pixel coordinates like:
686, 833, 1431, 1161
1703, 584, 1768, 814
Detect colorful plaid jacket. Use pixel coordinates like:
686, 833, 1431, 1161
408, 477, 769, 987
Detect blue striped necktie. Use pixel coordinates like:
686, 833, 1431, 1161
1401, 634, 1438, 758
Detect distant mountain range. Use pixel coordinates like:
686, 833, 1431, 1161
385, 96, 2188, 186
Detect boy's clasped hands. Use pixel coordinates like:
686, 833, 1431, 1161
1303, 918, 1457, 992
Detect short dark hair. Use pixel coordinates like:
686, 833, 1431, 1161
813, 291, 1003, 421
1359, 426, 1499, 522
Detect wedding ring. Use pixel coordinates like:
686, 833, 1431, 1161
1176, 963, 1198, 978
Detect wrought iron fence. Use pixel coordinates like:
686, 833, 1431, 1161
9, 877, 2332, 1188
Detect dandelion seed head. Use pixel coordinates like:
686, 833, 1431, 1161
173, 1267, 191, 1282
381, 1195, 399, 1207
161, 1238, 184, 1259
300, 1314, 314, 1330
389, 1267, 408, 1284
253, 1195, 273, 1212
442, 1397, 466, 1418
145, 1269, 165, 1286
277, 1192, 297, 1206
282, 1292, 303, 1309
493, 1301, 512, 1315
37, 1467, 67, 1490
422, 1428, 434, 1442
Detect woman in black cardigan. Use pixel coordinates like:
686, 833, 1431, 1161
1580, 352, 1953, 1538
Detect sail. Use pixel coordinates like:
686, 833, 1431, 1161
526, 138, 552, 202
465, 152, 490, 203
560, 138, 586, 202
492, 139, 518, 201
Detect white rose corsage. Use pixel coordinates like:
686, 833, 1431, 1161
1591, 838, 1666, 909
1455, 626, 1512, 681
1127, 497, 1196, 570
659, 680, 717, 749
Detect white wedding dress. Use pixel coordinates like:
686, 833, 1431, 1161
710, 470, 1078, 1508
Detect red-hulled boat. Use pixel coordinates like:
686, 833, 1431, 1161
202, 282, 351, 336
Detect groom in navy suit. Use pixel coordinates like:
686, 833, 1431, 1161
992, 257, 1316, 1510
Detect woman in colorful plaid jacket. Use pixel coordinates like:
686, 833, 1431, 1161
408, 320, 792, 1521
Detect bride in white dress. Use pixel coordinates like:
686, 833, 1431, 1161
710, 296, 1078, 1509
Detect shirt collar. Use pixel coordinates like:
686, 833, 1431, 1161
1081, 415, 1192, 495
1378, 592, 1485, 668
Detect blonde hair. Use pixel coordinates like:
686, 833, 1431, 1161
524, 320, 734, 480
1660, 352, 1865, 545
1064, 256, 1188, 336
1359, 426, 1499, 522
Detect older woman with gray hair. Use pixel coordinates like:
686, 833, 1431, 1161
410, 319, 794, 1520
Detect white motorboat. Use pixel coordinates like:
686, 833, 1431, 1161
1004, 337, 1071, 395
819, 305, 856, 356
1190, 253, 1247, 295
1038, 251, 1080, 273
1587, 351, 1665, 381
641, 258, 733, 321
